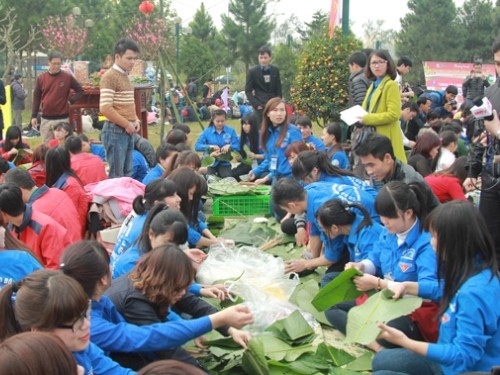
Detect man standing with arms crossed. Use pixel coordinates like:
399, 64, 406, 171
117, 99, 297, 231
245, 45, 282, 125
31, 51, 84, 144
99, 38, 140, 178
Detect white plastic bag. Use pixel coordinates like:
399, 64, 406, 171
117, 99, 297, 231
226, 280, 319, 334
196, 245, 299, 300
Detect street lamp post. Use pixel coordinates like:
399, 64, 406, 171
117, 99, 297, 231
175, 17, 181, 85
72, 7, 94, 61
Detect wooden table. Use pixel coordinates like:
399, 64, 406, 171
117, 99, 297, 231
69, 84, 153, 139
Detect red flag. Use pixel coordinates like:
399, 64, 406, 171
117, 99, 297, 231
329, 0, 341, 37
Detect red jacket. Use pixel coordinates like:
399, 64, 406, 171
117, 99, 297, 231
424, 174, 467, 203
29, 185, 82, 243
53, 173, 90, 236
13, 206, 71, 269
71, 153, 108, 186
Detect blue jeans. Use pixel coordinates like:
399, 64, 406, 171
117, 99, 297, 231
102, 122, 134, 178
372, 348, 443, 375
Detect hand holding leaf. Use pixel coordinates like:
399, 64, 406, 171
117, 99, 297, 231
229, 328, 252, 350
377, 322, 409, 347
353, 274, 378, 291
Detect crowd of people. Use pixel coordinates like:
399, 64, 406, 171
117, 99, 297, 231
0, 34, 499, 375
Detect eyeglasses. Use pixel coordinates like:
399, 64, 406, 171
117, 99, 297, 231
57, 300, 91, 333
370, 60, 387, 67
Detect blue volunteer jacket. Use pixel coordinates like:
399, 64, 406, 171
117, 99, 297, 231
187, 216, 209, 248
195, 125, 240, 167
90, 296, 212, 354
368, 219, 437, 283
319, 172, 378, 198
132, 150, 150, 182
0, 251, 43, 290
73, 342, 136, 375
426, 269, 500, 375
111, 213, 147, 271
342, 214, 383, 262
305, 182, 378, 262
252, 124, 302, 180
141, 163, 163, 185
304, 134, 325, 151
326, 147, 350, 170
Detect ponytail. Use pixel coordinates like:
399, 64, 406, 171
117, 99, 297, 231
292, 150, 354, 181
316, 199, 372, 235
0, 283, 21, 340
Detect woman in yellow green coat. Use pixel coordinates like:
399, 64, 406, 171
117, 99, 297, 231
360, 50, 406, 162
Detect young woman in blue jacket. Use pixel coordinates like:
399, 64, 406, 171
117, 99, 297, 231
111, 179, 182, 271
292, 150, 377, 198
321, 122, 350, 170
248, 97, 302, 185
325, 181, 439, 352
316, 198, 383, 286
61, 241, 251, 371
373, 201, 500, 375
112, 205, 221, 299
0, 270, 134, 375
195, 108, 240, 178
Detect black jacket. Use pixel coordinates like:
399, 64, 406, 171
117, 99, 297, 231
348, 70, 370, 107
245, 65, 282, 110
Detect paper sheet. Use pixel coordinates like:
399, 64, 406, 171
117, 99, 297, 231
340, 105, 368, 126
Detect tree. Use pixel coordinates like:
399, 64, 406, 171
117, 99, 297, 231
221, 0, 275, 72
396, 0, 462, 85
124, 16, 170, 61
179, 35, 217, 84
0, 8, 38, 80
271, 44, 298, 102
361, 19, 397, 51
190, 3, 217, 43
457, 0, 495, 62
297, 11, 328, 42
290, 29, 362, 126
40, 15, 90, 60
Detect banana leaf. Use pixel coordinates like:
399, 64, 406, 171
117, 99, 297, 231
242, 338, 269, 375
311, 268, 364, 311
289, 279, 332, 326
252, 335, 316, 362
217, 151, 234, 162
201, 156, 216, 167
202, 337, 244, 350
267, 360, 322, 375
315, 342, 356, 367
283, 310, 315, 341
346, 289, 423, 345
344, 351, 374, 371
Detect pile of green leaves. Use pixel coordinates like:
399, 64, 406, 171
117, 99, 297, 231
219, 217, 279, 246
201, 145, 253, 168
208, 180, 271, 197
200, 310, 373, 374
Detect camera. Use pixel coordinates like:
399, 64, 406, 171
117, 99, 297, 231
449, 100, 458, 110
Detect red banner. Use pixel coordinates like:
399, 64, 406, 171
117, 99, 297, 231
422, 61, 496, 94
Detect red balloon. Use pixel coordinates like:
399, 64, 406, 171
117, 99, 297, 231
139, 1, 154, 15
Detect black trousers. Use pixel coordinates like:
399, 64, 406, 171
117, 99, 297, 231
479, 175, 500, 263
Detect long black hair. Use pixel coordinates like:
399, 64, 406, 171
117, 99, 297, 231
132, 179, 177, 216
375, 181, 428, 231
425, 201, 499, 317
167, 167, 199, 223
316, 199, 372, 236
45, 146, 83, 187
323, 123, 343, 159
60, 240, 110, 299
3, 127, 25, 152
292, 150, 354, 182
136, 203, 188, 255
240, 113, 260, 157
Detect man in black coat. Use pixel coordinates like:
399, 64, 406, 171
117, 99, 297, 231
245, 45, 282, 124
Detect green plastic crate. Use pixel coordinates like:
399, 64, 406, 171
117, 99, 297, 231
212, 194, 271, 216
